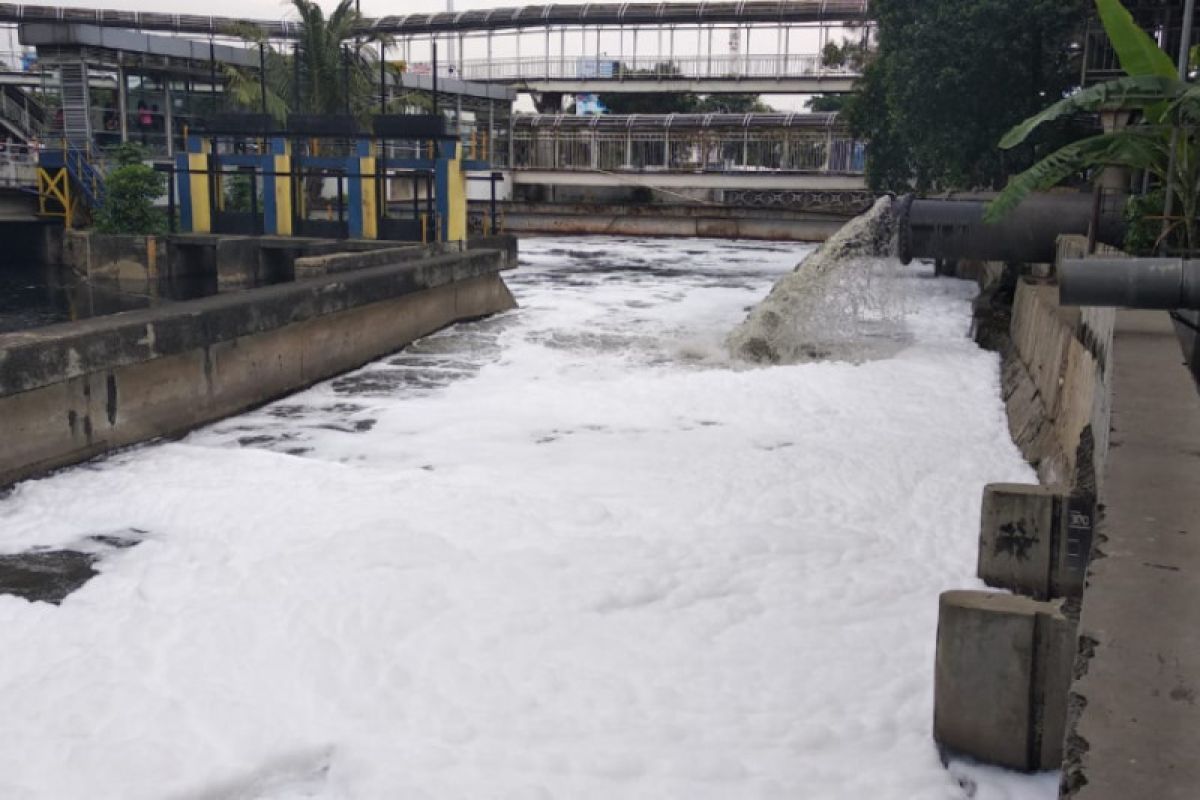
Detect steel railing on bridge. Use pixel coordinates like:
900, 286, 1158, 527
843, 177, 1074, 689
510, 120, 864, 175
443, 52, 852, 83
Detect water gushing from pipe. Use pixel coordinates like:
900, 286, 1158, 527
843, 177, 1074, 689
728, 196, 909, 364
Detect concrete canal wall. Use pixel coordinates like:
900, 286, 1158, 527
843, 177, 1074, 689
934, 238, 1116, 773
0, 241, 517, 487
495, 201, 854, 242
936, 236, 1199, 798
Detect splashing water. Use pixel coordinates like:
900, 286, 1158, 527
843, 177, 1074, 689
728, 196, 914, 364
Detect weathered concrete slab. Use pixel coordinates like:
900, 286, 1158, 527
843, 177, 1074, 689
934, 590, 1075, 771
293, 242, 457, 280
979, 483, 1095, 600
979, 483, 1059, 599
1062, 310, 1200, 799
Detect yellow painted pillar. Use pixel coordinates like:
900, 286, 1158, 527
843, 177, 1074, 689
187, 139, 211, 234
359, 155, 377, 240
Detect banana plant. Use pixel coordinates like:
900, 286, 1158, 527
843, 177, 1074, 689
986, 0, 1200, 252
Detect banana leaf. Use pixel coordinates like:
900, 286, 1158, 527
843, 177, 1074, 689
985, 129, 1170, 222
998, 75, 1179, 149
1095, 0, 1178, 78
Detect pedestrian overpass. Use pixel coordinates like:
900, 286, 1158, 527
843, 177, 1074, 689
0, 2, 870, 97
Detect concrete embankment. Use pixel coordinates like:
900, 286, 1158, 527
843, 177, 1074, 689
0, 241, 518, 487
934, 245, 1113, 772
495, 201, 855, 241
933, 237, 1200, 797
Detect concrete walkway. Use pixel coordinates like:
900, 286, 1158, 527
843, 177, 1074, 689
1065, 310, 1200, 798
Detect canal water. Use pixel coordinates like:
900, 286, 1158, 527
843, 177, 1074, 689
0, 237, 1054, 799
0, 260, 211, 334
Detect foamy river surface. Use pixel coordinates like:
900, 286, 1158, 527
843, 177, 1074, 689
0, 237, 1054, 799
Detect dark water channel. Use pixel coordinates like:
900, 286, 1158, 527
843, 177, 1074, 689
0, 261, 211, 334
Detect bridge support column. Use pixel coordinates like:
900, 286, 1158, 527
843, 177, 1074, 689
117, 64, 128, 144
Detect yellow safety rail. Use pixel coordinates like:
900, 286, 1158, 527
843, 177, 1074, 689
36, 167, 73, 228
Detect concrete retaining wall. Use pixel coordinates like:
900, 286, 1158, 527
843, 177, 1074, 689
1003, 279, 1113, 492
934, 237, 1118, 774
64, 231, 425, 295
0, 247, 517, 487
498, 202, 849, 242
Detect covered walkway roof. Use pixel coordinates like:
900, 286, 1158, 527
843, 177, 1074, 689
370, 1, 870, 35
0, 1, 870, 38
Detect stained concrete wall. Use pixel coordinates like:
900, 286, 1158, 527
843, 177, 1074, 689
497, 202, 850, 242
935, 237, 1118, 775
1002, 279, 1114, 493
64, 229, 171, 294
64, 231, 438, 295
294, 242, 458, 279
0, 247, 517, 487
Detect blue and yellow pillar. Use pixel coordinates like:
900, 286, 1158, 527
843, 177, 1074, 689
435, 139, 467, 243
176, 134, 212, 233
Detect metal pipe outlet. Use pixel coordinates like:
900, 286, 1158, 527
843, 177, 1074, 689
895, 194, 1126, 266
1059, 258, 1200, 309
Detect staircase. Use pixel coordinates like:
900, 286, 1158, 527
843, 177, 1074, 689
0, 86, 46, 144
58, 61, 92, 149
64, 143, 105, 208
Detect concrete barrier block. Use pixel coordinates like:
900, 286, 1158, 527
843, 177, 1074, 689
934, 590, 1076, 772
979, 484, 1058, 599
978, 484, 1094, 600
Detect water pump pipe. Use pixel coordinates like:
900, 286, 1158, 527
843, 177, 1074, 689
895, 194, 1126, 266
1059, 258, 1200, 309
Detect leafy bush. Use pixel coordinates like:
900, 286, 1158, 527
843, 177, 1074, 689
1124, 189, 1164, 256
93, 145, 166, 235
224, 173, 256, 213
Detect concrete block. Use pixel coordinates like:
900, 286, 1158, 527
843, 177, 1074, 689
934, 590, 1077, 771
978, 484, 1094, 600
979, 484, 1058, 599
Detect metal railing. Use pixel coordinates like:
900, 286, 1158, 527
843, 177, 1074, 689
434, 53, 856, 82
0, 88, 42, 140
0, 141, 36, 187
511, 130, 865, 174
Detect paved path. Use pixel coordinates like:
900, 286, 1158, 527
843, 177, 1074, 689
1066, 310, 1200, 799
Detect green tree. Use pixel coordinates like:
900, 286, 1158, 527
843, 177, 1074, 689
986, 0, 1200, 252
93, 144, 166, 235
806, 95, 848, 113
807, 37, 871, 115
598, 64, 772, 114
696, 94, 774, 113
598, 64, 700, 113
843, 0, 1086, 193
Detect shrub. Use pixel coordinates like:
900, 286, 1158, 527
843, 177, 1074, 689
1124, 190, 1164, 256
93, 145, 166, 235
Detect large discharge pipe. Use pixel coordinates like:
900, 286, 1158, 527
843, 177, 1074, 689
896, 193, 1126, 266
1060, 258, 1200, 309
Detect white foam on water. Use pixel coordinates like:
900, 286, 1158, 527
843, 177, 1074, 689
0, 236, 1051, 799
